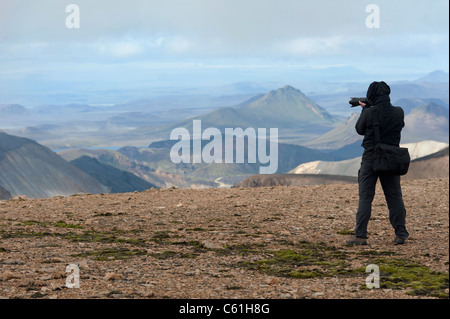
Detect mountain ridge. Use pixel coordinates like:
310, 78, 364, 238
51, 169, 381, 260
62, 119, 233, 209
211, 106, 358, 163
153, 85, 337, 135
304, 101, 449, 149
240, 85, 335, 124
70, 156, 158, 193
288, 140, 449, 178
416, 70, 449, 83
0, 132, 109, 198
403, 102, 449, 143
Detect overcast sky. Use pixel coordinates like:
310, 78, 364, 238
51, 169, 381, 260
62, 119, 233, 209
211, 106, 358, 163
0, 0, 448, 105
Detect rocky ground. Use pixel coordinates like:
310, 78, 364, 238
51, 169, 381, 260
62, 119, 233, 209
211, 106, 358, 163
0, 178, 448, 299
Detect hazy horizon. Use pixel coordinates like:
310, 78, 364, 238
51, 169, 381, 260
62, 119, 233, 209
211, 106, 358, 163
0, 0, 448, 106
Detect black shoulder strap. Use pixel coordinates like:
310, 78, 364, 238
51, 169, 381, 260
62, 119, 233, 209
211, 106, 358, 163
372, 107, 381, 144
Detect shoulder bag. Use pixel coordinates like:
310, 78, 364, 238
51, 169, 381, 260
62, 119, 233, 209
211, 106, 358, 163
372, 108, 410, 175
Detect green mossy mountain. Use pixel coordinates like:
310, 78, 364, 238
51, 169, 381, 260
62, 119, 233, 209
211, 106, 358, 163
169, 85, 337, 133
239, 85, 335, 126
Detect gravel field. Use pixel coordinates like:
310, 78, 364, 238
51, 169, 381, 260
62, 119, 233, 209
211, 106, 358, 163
0, 178, 448, 299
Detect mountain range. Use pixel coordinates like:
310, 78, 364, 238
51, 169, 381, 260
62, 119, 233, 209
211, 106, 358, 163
57, 138, 351, 189
303, 100, 449, 148
309, 72, 449, 118
2, 74, 448, 149
198, 85, 335, 130
239, 142, 449, 188
0, 132, 108, 198
131, 85, 339, 146
0, 132, 157, 198
0, 104, 29, 116
1, 77, 448, 193
403, 147, 449, 181
302, 113, 362, 150
3, 85, 336, 148
70, 156, 157, 193
416, 70, 449, 83
289, 140, 449, 177
402, 102, 449, 143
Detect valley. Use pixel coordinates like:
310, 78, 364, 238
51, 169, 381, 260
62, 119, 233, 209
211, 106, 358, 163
1, 73, 449, 196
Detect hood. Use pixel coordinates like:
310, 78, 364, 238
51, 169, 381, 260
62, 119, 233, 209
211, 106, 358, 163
366, 81, 391, 105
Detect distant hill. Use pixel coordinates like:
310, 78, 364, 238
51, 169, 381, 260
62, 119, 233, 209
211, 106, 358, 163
389, 82, 449, 102
143, 85, 338, 144
0, 132, 108, 198
416, 70, 449, 83
326, 141, 365, 160
310, 79, 449, 118
243, 144, 449, 187
402, 140, 449, 160
59, 148, 169, 188
129, 140, 344, 178
237, 85, 336, 126
195, 85, 336, 129
289, 157, 361, 177
303, 113, 362, 150
289, 140, 449, 177
32, 103, 101, 115
58, 138, 346, 189
70, 156, 157, 193
403, 102, 449, 143
0, 104, 29, 116
404, 147, 449, 180
18, 85, 339, 149
393, 98, 449, 115
305, 102, 449, 149
233, 174, 357, 188
105, 112, 164, 127
411, 145, 449, 161
0, 104, 30, 128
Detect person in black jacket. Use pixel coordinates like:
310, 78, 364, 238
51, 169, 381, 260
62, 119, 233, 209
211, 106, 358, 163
346, 81, 410, 245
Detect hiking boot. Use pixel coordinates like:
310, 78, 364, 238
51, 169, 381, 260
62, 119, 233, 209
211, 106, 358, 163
345, 235, 367, 246
393, 236, 406, 245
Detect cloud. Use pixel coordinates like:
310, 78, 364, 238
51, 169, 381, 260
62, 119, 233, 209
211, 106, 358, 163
165, 37, 192, 54
92, 36, 194, 59
0, 0, 448, 102
278, 36, 347, 56
97, 40, 144, 58
2, 0, 448, 44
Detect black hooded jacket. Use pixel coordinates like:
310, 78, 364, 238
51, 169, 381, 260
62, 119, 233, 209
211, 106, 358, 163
355, 81, 405, 160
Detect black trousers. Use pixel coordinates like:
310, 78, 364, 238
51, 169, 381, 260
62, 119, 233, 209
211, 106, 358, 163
355, 160, 409, 239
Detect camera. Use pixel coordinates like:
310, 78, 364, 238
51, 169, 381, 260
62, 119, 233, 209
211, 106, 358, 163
349, 97, 371, 107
